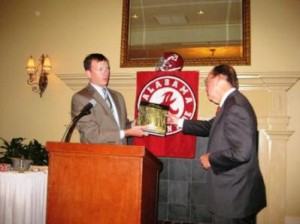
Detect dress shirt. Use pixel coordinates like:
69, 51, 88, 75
219, 88, 236, 107
90, 83, 125, 139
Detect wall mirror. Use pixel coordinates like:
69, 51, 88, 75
120, 0, 250, 67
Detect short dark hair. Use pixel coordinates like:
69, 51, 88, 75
210, 64, 239, 89
83, 53, 108, 71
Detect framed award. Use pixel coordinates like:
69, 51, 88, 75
136, 101, 169, 136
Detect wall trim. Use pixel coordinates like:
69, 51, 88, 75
57, 71, 300, 92
286, 217, 300, 224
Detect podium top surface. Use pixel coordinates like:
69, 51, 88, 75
46, 141, 161, 165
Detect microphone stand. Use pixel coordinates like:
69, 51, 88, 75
63, 110, 91, 143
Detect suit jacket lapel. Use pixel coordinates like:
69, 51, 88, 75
87, 84, 104, 107
209, 91, 237, 136
87, 84, 116, 119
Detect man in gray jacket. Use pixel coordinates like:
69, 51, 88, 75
71, 53, 147, 144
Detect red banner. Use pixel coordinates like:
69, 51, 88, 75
133, 71, 199, 158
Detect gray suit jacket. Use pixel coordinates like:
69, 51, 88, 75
71, 83, 131, 145
183, 90, 266, 218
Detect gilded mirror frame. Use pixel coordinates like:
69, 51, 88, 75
120, 0, 250, 67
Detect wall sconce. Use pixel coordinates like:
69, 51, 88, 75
26, 54, 52, 97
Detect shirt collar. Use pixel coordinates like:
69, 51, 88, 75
90, 83, 106, 97
219, 88, 236, 107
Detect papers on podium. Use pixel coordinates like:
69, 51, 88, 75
136, 102, 169, 136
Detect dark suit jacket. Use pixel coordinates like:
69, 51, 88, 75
183, 90, 266, 218
71, 83, 131, 145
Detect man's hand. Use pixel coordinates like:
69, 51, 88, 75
166, 112, 179, 126
125, 125, 148, 137
200, 153, 211, 170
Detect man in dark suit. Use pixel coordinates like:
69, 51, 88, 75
167, 64, 266, 223
71, 53, 147, 144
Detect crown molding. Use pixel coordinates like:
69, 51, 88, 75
57, 71, 300, 92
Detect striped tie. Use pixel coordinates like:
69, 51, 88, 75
103, 88, 119, 126
103, 88, 112, 110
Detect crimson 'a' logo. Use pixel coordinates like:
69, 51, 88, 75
137, 76, 197, 135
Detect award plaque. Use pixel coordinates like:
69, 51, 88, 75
136, 101, 169, 136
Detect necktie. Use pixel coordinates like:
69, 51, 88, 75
103, 88, 120, 126
216, 106, 221, 115
103, 88, 113, 111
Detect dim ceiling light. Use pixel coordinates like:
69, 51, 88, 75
197, 10, 204, 15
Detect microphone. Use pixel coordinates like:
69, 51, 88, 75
62, 99, 97, 142
73, 99, 97, 121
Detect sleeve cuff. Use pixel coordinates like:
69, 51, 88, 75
120, 130, 125, 139
178, 118, 184, 128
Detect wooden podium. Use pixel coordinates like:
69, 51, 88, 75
46, 142, 162, 224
